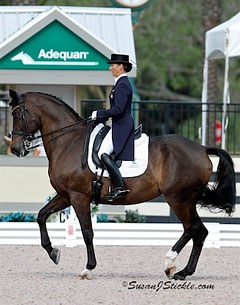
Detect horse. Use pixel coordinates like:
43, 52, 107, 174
9, 89, 236, 280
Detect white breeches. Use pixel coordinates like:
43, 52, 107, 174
98, 128, 114, 159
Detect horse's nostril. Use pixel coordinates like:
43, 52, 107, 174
11, 146, 21, 157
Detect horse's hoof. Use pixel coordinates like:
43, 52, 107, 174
173, 273, 186, 281
50, 248, 61, 265
165, 266, 176, 279
79, 268, 92, 280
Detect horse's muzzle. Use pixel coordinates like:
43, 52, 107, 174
11, 142, 29, 157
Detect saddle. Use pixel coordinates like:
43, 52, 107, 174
87, 123, 148, 204
92, 124, 143, 169
87, 123, 148, 178
90, 124, 144, 204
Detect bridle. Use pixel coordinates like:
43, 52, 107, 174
11, 99, 89, 152
11, 103, 39, 151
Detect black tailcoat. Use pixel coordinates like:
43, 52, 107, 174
96, 76, 134, 161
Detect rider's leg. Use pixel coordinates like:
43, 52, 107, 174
101, 153, 130, 200
98, 128, 114, 158
98, 129, 129, 200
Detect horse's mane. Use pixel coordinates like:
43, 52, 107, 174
24, 92, 82, 121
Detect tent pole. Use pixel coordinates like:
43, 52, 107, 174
221, 30, 230, 150
201, 59, 209, 146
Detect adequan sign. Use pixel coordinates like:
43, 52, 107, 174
0, 20, 109, 70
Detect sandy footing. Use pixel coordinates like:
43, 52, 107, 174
0, 245, 239, 305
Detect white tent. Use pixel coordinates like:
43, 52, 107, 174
201, 12, 240, 149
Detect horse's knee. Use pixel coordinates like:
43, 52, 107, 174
37, 208, 47, 225
82, 229, 94, 245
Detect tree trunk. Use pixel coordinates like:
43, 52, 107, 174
201, 0, 222, 146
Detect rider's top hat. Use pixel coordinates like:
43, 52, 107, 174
107, 54, 132, 72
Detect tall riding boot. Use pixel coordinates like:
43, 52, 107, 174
101, 153, 130, 200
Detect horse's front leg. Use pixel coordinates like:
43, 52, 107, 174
70, 192, 96, 280
37, 194, 70, 264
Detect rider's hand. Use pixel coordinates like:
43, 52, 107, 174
89, 110, 97, 121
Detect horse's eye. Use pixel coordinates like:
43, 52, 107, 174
13, 112, 21, 121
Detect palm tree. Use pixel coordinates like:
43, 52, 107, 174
201, 0, 222, 146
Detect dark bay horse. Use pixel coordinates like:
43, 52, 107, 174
9, 89, 236, 280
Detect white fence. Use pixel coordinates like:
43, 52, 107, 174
0, 222, 239, 248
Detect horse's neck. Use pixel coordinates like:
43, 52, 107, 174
34, 102, 83, 159
41, 123, 84, 163
38, 103, 80, 133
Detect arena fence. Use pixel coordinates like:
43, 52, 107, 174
82, 99, 240, 155
0, 222, 239, 248
1, 99, 240, 154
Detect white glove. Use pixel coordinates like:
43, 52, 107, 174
91, 110, 97, 120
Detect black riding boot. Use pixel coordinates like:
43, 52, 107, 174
101, 153, 130, 200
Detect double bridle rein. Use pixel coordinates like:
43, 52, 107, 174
11, 101, 88, 152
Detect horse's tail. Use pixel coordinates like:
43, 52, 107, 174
199, 147, 236, 215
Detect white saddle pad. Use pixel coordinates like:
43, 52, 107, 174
87, 124, 149, 178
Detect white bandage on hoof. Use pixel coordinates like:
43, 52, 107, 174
79, 268, 92, 280
165, 249, 178, 279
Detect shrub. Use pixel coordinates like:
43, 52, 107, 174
97, 214, 108, 223
0, 212, 36, 222
115, 209, 146, 223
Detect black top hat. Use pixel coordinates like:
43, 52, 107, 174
107, 54, 132, 72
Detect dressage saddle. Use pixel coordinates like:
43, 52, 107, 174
92, 124, 142, 169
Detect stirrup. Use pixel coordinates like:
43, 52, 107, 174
106, 187, 130, 201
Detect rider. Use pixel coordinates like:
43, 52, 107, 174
90, 54, 135, 200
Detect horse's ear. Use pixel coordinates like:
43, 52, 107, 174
9, 89, 21, 105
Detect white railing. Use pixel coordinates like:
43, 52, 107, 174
0, 222, 239, 248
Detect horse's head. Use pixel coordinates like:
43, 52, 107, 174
9, 89, 39, 157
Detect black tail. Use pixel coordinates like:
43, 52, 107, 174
199, 147, 236, 215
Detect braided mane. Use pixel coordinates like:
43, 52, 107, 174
24, 92, 82, 121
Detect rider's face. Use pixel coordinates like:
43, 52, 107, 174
109, 63, 124, 77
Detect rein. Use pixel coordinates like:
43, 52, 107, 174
35, 121, 88, 142
30, 120, 88, 151
11, 102, 89, 152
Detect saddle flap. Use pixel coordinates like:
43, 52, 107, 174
91, 124, 143, 169
92, 125, 111, 168
87, 124, 149, 178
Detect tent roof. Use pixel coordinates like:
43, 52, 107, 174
205, 11, 240, 59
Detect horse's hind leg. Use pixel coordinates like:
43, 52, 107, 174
173, 215, 208, 280
165, 229, 192, 279
37, 194, 70, 264
165, 203, 208, 280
